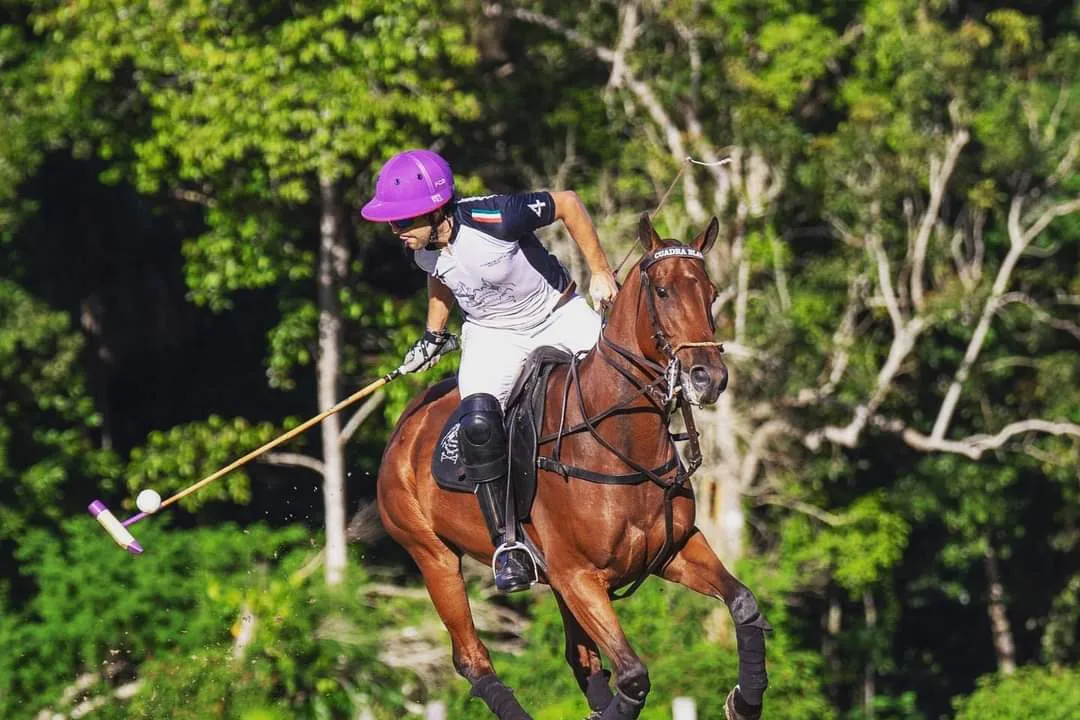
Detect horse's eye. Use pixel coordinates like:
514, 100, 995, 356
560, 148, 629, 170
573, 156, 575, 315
655, 286, 668, 298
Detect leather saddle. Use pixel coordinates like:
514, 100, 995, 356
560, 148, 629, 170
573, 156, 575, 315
431, 345, 575, 522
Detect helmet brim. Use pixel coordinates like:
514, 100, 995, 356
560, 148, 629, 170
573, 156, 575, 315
361, 196, 449, 222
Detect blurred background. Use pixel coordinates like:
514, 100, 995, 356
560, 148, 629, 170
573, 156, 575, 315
1, 1, 1078, 718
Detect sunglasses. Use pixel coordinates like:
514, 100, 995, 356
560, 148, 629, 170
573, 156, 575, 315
389, 215, 423, 232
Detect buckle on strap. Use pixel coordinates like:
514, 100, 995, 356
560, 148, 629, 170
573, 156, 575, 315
663, 357, 682, 407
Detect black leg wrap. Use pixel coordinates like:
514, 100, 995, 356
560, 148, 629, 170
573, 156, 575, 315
728, 586, 772, 629
734, 621, 769, 707
596, 664, 648, 718
597, 691, 644, 720
471, 674, 532, 720
585, 669, 614, 712
728, 586, 769, 708
731, 687, 763, 719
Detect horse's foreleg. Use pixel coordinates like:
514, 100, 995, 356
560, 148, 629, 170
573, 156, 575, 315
554, 592, 614, 716
406, 540, 533, 720
552, 572, 650, 719
660, 530, 770, 720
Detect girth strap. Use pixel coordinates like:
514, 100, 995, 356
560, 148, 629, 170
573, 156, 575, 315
537, 454, 681, 486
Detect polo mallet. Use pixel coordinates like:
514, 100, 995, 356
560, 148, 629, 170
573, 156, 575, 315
89, 367, 405, 554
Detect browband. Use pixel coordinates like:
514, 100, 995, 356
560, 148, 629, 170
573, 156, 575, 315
640, 246, 705, 269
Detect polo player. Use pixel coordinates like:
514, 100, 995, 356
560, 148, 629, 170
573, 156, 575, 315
361, 149, 618, 592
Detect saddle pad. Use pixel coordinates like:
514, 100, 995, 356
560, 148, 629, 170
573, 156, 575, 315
432, 403, 471, 493
431, 402, 539, 523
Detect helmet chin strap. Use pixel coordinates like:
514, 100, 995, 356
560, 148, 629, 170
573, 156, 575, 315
423, 208, 453, 250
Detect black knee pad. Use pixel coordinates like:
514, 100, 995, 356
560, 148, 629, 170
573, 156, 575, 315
615, 662, 651, 703
459, 393, 507, 484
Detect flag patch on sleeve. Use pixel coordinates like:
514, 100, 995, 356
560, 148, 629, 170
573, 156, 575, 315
471, 209, 502, 224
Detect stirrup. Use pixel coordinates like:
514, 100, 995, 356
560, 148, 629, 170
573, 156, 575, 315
491, 541, 540, 586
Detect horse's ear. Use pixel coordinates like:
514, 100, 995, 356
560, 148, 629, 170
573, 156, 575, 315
638, 213, 662, 252
692, 217, 720, 254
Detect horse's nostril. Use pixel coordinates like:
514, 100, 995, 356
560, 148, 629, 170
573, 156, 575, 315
690, 366, 712, 391
717, 366, 729, 393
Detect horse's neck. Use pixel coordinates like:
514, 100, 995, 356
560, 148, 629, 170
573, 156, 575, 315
571, 332, 674, 469
588, 309, 660, 399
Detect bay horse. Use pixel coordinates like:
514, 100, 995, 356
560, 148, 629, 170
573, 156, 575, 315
376, 214, 770, 719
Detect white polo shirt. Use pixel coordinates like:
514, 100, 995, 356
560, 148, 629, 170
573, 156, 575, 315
412, 192, 572, 331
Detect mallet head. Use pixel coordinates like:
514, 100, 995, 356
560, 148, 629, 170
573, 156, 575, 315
88, 500, 143, 554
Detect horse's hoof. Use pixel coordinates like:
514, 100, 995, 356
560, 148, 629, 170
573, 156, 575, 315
725, 687, 762, 720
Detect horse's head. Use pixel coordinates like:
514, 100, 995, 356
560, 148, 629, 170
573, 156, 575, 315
604, 214, 728, 406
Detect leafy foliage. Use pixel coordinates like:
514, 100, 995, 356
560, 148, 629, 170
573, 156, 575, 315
438, 566, 834, 720
0, 1, 1077, 719
952, 665, 1080, 720
3, 519, 305, 717
124, 415, 289, 510
0, 280, 120, 541
1, 519, 430, 720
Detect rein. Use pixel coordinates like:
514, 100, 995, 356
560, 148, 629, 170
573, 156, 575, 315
535, 245, 725, 598
610, 154, 733, 279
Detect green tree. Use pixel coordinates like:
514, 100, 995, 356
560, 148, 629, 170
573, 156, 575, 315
952, 665, 1080, 720
810, 2, 1080, 684
0, 279, 119, 557
2, 519, 428, 719
24, 0, 479, 585
490, 0, 1078, 713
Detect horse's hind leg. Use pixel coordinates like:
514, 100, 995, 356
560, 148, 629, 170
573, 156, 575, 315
393, 532, 533, 720
660, 530, 770, 720
552, 572, 651, 719
555, 592, 614, 717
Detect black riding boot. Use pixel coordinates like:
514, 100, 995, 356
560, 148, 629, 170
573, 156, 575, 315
460, 393, 536, 593
474, 479, 535, 592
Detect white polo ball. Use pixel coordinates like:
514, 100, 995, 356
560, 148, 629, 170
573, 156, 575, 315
136, 489, 162, 513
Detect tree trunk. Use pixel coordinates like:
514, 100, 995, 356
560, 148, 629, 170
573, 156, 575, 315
79, 294, 113, 451
710, 464, 745, 563
984, 543, 1016, 674
693, 380, 745, 563
822, 588, 842, 703
317, 173, 349, 587
863, 589, 877, 718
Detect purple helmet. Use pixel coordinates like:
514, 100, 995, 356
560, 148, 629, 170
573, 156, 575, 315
361, 149, 454, 222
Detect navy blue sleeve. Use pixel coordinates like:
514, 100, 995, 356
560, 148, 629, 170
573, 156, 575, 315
457, 192, 557, 241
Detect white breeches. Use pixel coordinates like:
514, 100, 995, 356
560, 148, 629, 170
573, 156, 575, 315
457, 296, 602, 408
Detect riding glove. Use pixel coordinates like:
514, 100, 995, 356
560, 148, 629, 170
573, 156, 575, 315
399, 329, 458, 373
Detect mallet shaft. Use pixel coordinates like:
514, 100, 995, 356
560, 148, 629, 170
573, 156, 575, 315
159, 371, 399, 510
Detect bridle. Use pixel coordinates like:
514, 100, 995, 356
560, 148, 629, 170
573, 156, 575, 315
534, 245, 726, 598
610, 245, 725, 402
